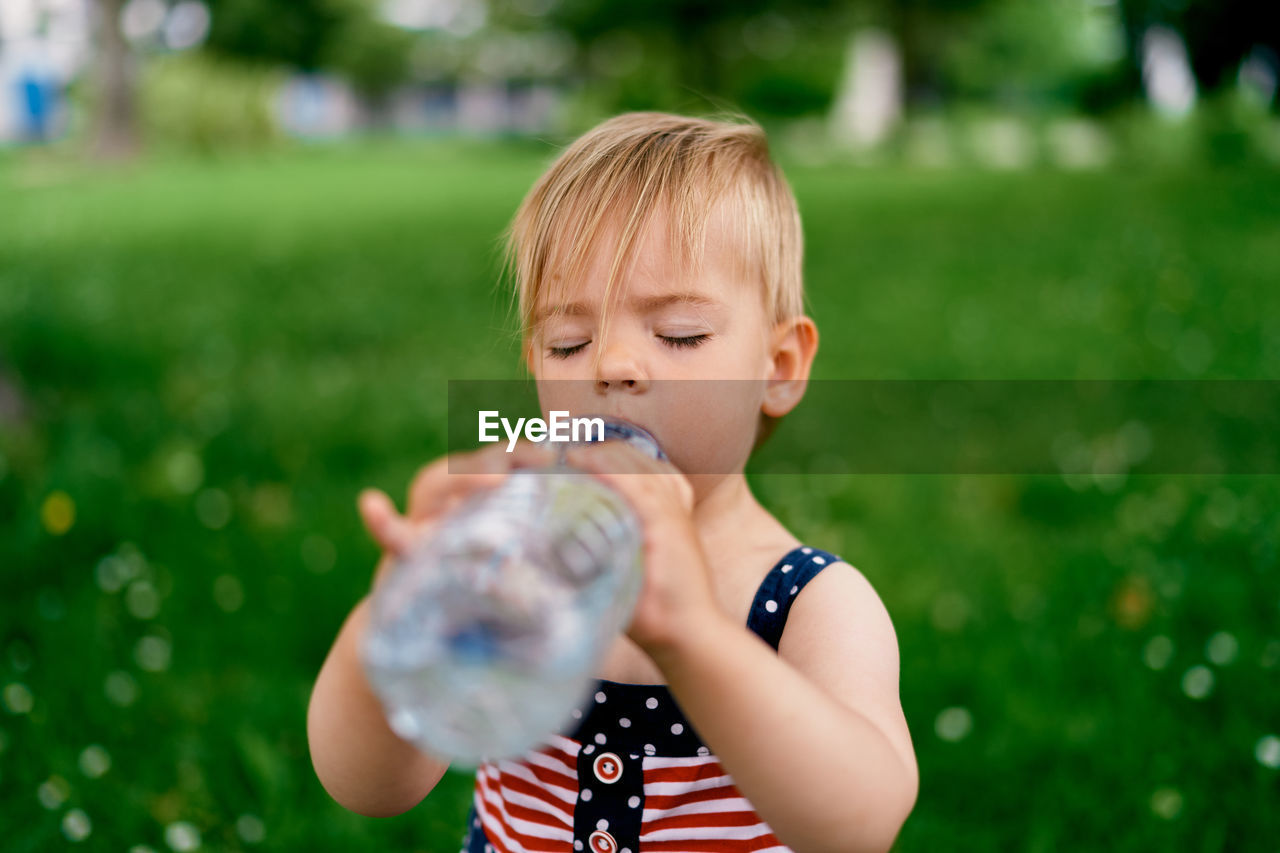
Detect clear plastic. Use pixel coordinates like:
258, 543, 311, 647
360, 418, 663, 766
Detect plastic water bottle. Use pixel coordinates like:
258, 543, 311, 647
361, 417, 663, 766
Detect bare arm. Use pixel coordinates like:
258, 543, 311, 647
650, 563, 919, 853
306, 577, 450, 817
308, 446, 555, 816
562, 445, 920, 852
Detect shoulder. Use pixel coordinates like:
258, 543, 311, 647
777, 558, 916, 777
780, 558, 900, 676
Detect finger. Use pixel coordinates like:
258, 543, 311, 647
565, 445, 694, 508
565, 442, 665, 476
494, 439, 560, 471
564, 451, 653, 503
358, 488, 417, 555
407, 442, 556, 519
405, 455, 501, 520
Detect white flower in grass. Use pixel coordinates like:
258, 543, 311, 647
934, 707, 972, 742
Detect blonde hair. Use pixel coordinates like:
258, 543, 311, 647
501, 111, 804, 358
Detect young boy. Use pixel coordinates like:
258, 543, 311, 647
308, 112, 919, 853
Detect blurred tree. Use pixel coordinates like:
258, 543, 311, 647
934, 0, 1129, 111
1117, 0, 1280, 104
92, 0, 141, 159
546, 0, 844, 108
90, 0, 415, 156
203, 0, 351, 69
205, 0, 414, 99
320, 9, 415, 106
876, 0, 997, 105
543, 0, 1022, 116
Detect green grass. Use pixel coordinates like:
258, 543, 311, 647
2, 139, 1278, 851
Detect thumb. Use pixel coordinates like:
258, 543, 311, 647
358, 488, 416, 556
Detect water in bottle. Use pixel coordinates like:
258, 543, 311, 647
361, 417, 664, 766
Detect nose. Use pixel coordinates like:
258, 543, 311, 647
593, 332, 649, 394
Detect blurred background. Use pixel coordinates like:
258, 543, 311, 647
2, 0, 1279, 850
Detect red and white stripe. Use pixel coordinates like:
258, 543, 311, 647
473, 744, 789, 852
639, 755, 787, 852
474, 735, 579, 853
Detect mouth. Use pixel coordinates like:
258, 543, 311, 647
583, 414, 666, 461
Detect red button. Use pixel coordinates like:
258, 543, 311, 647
593, 752, 623, 784
589, 830, 617, 853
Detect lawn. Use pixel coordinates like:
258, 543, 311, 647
1, 138, 1278, 851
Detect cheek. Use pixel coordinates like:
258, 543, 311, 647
710, 331, 772, 381
655, 381, 762, 473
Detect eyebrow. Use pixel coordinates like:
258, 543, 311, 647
533, 292, 722, 326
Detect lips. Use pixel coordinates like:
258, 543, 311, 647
608, 415, 658, 440
581, 414, 666, 461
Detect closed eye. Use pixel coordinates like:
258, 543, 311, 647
547, 334, 709, 358
659, 334, 710, 350
547, 341, 588, 359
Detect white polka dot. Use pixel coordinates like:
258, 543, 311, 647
474, 818, 481, 828
583, 744, 595, 755
790, 585, 799, 595
781, 564, 793, 573
670, 723, 684, 735
813, 556, 826, 565
645, 697, 658, 710
697, 746, 710, 756
628, 796, 641, 808
596, 819, 609, 831
618, 717, 631, 728
622, 848, 633, 853
571, 708, 583, 719
595, 691, 607, 704
486, 846, 494, 853
581, 788, 593, 801
764, 600, 778, 613
630, 753, 639, 760
594, 733, 607, 745
644, 744, 655, 755
802, 547, 812, 554
574, 842, 583, 851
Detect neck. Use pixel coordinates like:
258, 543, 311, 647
689, 471, 766, 553
688, 471, 800, 619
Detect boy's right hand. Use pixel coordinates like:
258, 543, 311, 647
357, 442, 557, 589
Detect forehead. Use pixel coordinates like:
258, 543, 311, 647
536, 202, 751, 313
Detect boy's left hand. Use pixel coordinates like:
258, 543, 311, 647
563, 441, 722, 658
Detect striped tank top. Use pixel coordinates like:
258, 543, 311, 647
461, 545, 841, 853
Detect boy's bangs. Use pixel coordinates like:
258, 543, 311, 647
503, 112, 803, 350
525, 184, 719, 340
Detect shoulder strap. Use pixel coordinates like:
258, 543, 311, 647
746, 546, 842, 651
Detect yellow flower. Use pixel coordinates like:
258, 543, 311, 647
41, 491, 75, 535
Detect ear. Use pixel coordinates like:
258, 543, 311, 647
762, 315, 818, 418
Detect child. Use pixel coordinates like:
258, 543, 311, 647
308, 112, 919, 853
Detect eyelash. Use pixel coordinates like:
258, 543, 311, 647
546, 334, 710, 360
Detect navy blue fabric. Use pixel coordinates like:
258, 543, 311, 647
572, 747, 645, 852
566, 679, 706, 757
462, 805, 484, 853
462, 544, 842, 853
746, 546, 842, 651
